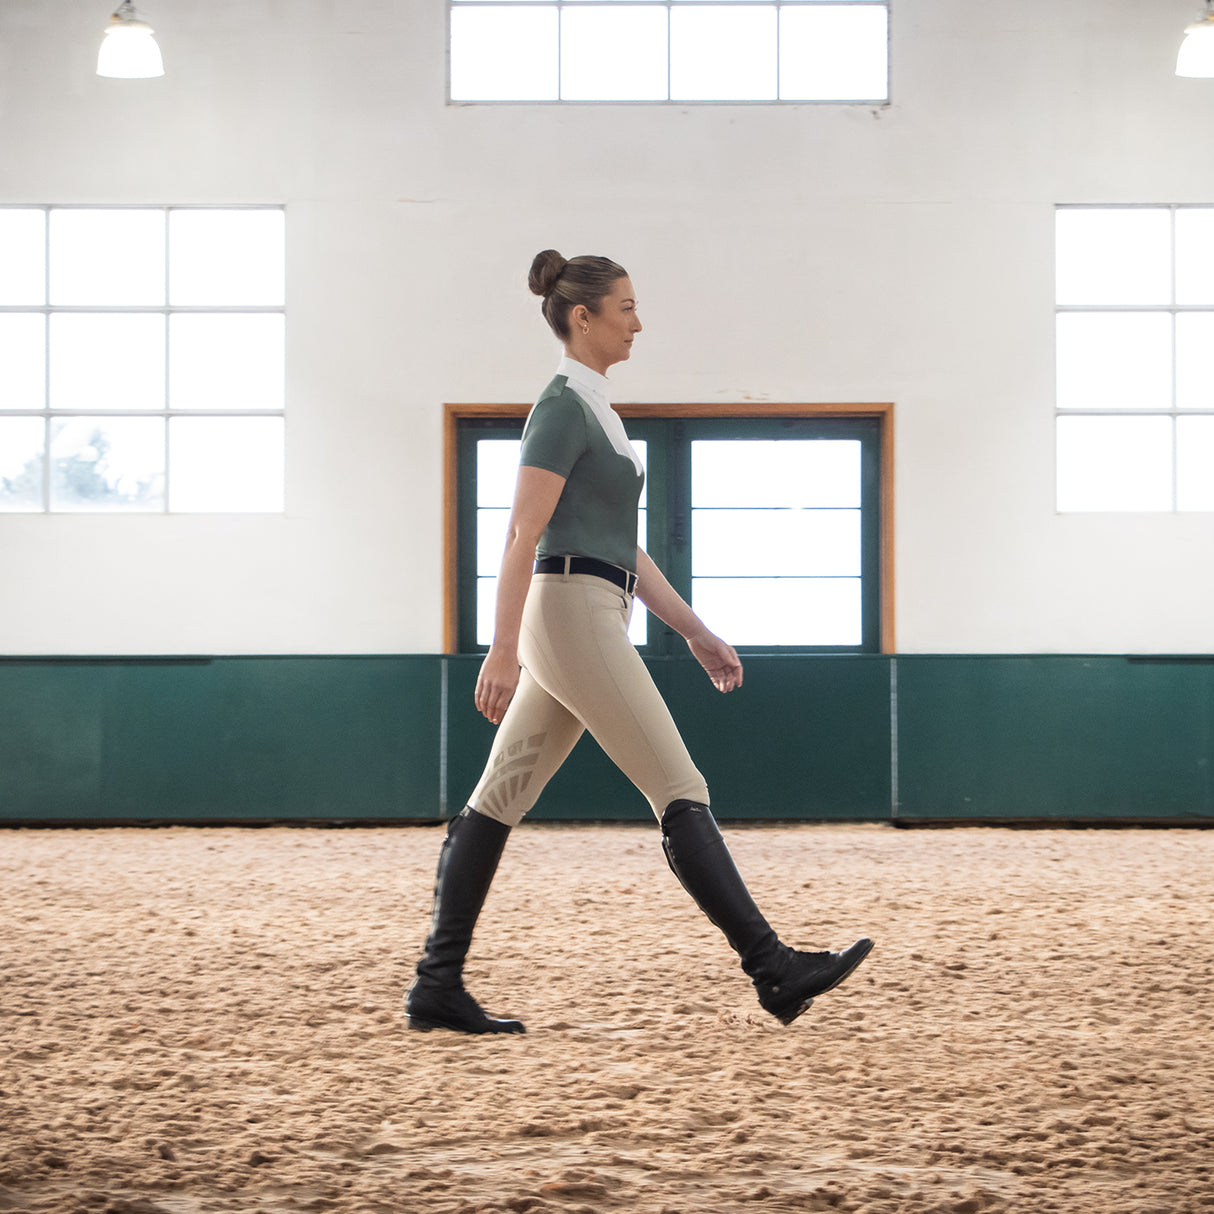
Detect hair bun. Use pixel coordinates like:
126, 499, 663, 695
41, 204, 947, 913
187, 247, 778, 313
528, 249, 567, 297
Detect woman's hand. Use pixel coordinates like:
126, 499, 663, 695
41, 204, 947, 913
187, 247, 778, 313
475, 644, 521, 724
633, 549, 743, 694
687, 630, 744, 694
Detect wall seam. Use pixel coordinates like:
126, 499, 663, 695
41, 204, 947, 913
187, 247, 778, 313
889, 656, 900, 820
439, 656, 449, 819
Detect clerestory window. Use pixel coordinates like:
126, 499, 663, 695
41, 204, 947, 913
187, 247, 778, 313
449, 1, 890, 104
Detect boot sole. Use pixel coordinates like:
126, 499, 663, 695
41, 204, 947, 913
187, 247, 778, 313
778, 997, 815, 1026
773, 938, 875, 1026
407, 1013, 526, 1035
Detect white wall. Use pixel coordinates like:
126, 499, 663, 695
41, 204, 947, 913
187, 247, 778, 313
1, 0, 1212, 655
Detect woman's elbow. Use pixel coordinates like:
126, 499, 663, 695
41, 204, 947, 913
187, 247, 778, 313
504, 526, 543, 558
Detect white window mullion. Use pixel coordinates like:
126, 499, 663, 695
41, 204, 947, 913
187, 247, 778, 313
43, 210, 52, 512
774, 1, 780, 100
1170, 207, 1180, 512
164, 208, 173, 512
41, 412, 51, 514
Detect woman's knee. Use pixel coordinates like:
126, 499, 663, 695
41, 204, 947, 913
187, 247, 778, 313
467, 797, 530, 829
645, 771, 710, 820
468, 747, 547, 826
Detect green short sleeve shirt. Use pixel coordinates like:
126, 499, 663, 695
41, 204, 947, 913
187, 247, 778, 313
520, 374, 645, 573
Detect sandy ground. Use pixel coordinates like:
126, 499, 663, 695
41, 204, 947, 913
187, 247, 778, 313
1, 822, 1212, 1214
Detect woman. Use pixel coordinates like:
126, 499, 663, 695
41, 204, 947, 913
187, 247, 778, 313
406, 250, 872, 1035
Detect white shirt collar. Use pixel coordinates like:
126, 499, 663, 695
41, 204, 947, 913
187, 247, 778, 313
557, 355, 612, 406
555, 355, 643, 475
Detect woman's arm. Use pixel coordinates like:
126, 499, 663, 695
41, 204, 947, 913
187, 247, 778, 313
634, 547, 743, 694
474, 465, 567, 724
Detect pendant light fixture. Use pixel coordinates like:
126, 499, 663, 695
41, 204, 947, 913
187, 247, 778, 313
1177, 0, 1214, 77
97, 1, 165, 79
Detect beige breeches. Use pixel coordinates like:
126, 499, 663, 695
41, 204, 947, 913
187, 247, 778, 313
467, 573, 709, 826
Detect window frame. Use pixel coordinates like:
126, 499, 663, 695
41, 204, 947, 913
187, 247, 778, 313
446, 0, 892, 106
1054, 202, 1214, 514
444, 400, 895, 654
0, 203, 287, 515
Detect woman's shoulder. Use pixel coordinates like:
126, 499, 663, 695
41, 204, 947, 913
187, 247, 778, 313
521, 380, 591, 470
536, 375, 591, 411
528, 379, 592, 430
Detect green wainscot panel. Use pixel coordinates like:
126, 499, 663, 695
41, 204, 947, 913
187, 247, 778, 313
197, 656, 442, 821
895, 656, 1214, 822
0, 656, 443, 823
665, 655, 892, 820
0, 661, 110, 820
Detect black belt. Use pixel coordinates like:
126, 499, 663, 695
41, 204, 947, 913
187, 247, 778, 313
534, 555, 638, 596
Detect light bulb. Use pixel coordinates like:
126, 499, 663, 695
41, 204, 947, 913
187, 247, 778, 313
1177, 9, 1214, 78
97, 3, 164, 79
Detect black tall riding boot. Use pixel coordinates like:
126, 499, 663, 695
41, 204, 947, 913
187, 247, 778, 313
660, 799, 873, 1025
405, 806, 525, 1034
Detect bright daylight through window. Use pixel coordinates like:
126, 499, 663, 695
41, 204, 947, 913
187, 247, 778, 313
1056, 206, 1214, 512
0, 206, 286, 514
449, 1, 889, 103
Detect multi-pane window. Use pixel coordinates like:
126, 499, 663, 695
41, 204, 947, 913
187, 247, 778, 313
457, 415, 882, 653
449, 1, 889, 104
1056, 206, 1214, 512
0, 206, 285, 514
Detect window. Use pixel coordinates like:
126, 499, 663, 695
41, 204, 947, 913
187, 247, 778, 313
450, 407, 890, 654
0, 206, 286, 514
1055, 205, 1214, 512
449, 1, 889, 104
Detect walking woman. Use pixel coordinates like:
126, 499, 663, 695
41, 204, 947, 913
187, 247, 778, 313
406, 250, 872, 1035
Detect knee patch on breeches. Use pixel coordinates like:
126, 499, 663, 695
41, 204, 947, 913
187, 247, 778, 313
469, 730, 552, 827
